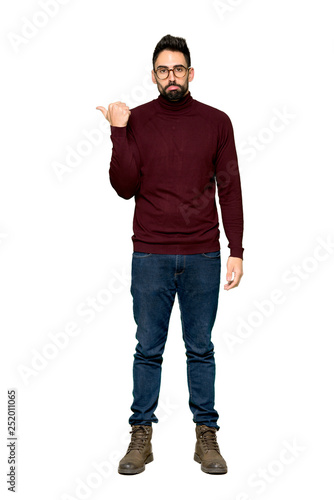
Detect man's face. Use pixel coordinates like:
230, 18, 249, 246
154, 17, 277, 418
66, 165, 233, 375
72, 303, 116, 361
152, 50, 194, 101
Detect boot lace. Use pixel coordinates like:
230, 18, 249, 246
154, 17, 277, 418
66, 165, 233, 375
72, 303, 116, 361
127, 426, 150, 453
199, 426, 220, 453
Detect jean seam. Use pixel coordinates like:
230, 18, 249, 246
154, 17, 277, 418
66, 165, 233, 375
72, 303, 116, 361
179, 298, 193, 404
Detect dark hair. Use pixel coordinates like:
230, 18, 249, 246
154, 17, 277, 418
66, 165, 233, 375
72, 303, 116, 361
152, 34, 191, 69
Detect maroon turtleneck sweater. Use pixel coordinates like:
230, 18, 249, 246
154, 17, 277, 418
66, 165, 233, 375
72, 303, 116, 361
109, 91, 244, 259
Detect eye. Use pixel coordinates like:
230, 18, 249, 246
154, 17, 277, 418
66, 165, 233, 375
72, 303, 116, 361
175, 66, 183, 73
159, 68, 167, 74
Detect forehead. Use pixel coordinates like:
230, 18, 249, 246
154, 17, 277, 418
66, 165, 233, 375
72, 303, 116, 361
155, 50, 187, 67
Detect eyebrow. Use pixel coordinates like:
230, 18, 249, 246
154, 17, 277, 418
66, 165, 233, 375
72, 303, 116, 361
156, 64, 184, 69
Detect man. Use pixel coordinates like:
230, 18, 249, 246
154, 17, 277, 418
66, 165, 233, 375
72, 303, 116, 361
96, 34, 244, 475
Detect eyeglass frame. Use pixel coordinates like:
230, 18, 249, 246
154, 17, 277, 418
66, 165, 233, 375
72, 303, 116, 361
153, 64, 192, 80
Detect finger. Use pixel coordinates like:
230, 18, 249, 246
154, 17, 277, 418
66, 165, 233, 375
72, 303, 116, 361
224, 280, 234, 290
224, 272, 242, 290
224, 279, 237, 290
96, 106, 107, 117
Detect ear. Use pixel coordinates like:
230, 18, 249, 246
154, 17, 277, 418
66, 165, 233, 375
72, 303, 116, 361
188, 67, 195, 83
151, 70, 157, 85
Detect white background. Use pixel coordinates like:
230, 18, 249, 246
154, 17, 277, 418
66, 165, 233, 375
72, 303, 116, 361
1, 0, 334, 499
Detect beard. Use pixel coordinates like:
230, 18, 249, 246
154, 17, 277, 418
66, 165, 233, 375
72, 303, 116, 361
158, 80, 189, 101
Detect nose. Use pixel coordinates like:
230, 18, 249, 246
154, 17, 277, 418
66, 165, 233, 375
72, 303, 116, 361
167, 68, 181, 80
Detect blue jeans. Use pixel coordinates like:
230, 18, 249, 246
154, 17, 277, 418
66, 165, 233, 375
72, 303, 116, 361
129, 250, 221, 430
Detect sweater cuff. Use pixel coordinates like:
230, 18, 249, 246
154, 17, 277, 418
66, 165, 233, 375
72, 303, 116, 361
229, 247, 244, 259
110, 125, 127, 137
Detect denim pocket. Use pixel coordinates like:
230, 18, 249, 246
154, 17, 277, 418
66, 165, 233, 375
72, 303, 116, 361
201, 250, 221, 258
133, 252, 152, 258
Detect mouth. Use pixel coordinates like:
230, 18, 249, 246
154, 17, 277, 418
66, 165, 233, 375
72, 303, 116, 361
167, 85, 180, 91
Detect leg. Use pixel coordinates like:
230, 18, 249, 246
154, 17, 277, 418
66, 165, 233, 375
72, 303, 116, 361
129, 252, 176, 426
176, 251, 221, 429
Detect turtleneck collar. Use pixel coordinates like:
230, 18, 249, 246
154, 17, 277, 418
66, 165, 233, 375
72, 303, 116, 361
156, 91, 193, 112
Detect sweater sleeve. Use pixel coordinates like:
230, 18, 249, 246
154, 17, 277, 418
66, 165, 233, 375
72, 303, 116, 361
215, 114, 244, 259
109, 118, 141, 200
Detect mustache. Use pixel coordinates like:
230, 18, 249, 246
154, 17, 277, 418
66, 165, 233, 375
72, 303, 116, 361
167, 82, 182, 88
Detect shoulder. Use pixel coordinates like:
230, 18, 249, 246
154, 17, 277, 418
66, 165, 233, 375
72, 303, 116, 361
193, 98, 233, 126
127, 99, 156, 129
129, 99, 156, 116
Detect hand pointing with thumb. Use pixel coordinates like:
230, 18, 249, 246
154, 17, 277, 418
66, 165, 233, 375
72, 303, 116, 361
96, 101, 131, 127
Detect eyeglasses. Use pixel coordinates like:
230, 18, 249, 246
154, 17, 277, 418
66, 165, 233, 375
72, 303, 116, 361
154, 65, 191, 80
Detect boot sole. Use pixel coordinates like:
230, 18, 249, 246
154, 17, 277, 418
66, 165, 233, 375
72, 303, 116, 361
194, 453, 228, 474
118, 453, 154, 475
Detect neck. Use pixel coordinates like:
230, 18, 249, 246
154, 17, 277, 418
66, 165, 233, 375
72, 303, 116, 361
156, 91, 193, 112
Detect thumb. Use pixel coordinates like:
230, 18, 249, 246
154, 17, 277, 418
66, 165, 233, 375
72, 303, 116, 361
96, 106, 107, 117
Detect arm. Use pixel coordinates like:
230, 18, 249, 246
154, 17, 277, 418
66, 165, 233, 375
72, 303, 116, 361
109, 120, 141, 199
215, 114, 244, 289
96, 102, 141, 200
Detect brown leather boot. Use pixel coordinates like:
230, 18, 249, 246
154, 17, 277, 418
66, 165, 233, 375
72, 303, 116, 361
118, 425, 153, 475
194, 424, 228, 474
